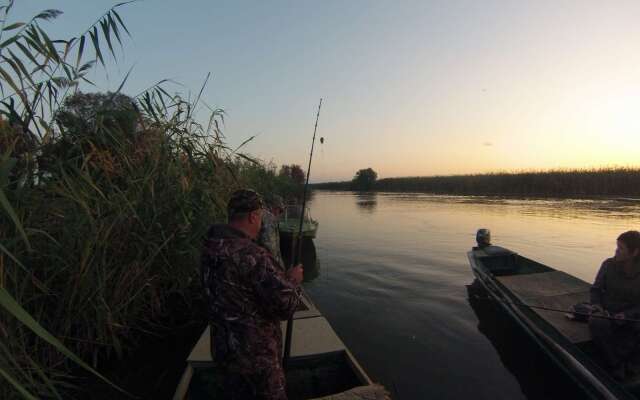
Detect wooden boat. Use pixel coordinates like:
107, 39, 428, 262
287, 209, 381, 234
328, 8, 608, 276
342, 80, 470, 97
172, 290, 389, 400
279, 205, 319, 239
468, 234, 640, 400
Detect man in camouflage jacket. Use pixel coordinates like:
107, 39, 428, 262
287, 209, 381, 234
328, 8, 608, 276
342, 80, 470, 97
201, 189, 303, 399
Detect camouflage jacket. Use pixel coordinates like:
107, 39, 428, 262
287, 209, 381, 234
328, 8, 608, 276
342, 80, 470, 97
258, 210, 284, 268
590, 257, 640, 316
201, 224, 300, 370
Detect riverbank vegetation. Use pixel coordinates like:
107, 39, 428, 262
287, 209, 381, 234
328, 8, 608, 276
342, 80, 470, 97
313, 167, 640, 198
0, 3, 302, 399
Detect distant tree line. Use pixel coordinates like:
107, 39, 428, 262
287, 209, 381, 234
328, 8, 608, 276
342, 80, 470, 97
279, 164, 306, 186
312, 180, 352, 190
312, 167, 640, 197
313, 168, 378, 191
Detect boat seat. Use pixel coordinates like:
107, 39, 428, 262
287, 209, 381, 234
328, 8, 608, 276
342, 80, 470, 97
497, 271, 593, 344
188, 317, 348, 366
188, 290, 326, 366
294, 290, 323, 319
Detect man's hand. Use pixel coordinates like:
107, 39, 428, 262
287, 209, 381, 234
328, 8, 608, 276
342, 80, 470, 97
588, 305, 607, 323
287, 264, 304, 285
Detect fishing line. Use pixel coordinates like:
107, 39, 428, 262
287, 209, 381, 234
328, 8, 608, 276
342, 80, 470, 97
469, 294, 640, 324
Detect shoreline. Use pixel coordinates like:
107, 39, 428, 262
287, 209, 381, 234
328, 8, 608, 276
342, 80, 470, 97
312, 188, 640, 202
313, 168, 640, 199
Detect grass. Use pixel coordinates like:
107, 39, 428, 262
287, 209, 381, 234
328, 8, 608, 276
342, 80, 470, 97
0, 2, 302, 398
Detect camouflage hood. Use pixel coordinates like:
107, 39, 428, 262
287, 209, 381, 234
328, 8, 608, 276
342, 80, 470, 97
206, 224, 252, 242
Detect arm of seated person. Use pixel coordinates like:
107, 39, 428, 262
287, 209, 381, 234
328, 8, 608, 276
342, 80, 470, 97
590, 261, 608, 306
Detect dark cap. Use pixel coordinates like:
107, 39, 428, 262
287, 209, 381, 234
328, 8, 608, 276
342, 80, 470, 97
227, 189, 264, 217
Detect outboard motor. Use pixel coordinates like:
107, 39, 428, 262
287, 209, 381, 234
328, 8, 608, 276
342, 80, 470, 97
476, 228, 491, 248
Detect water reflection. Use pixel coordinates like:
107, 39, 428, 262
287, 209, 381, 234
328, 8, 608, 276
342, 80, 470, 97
280, 236, 320, 283
303, 255, 320, 283
304, 191, 640, 399
383, 192, 640, 222
467, 280, 584, 399
355, 192, 378, 214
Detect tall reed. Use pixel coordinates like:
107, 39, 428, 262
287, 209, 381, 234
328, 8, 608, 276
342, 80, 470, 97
0, 2, 297, 398
314, 167, 640, 198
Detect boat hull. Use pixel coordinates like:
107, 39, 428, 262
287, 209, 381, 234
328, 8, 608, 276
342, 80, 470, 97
468, 246, 637, 400
279, 220, 319, 239
173, 290, 379, 400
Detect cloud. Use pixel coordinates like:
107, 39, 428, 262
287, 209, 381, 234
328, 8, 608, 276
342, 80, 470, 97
483, 142, 493, 147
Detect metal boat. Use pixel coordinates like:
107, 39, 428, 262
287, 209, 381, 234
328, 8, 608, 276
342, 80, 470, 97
468, 230, 640, 400
172, 290, 388, 400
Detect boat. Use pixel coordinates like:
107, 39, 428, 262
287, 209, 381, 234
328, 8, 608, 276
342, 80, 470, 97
468, 229, 640, 400
172, 290, 389, 400
279, 205, 319, 239
467, 280, 601, 399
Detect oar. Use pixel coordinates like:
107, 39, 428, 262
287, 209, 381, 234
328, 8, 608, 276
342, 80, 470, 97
283, 98, 323, 369
470, 294, 640, 324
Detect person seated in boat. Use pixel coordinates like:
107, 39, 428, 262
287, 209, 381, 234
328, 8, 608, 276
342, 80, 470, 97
258, 194, 285, 269
589, 230, 640, 380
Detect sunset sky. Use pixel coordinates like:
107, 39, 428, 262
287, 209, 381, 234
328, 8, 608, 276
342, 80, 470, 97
14, 1, 640, 182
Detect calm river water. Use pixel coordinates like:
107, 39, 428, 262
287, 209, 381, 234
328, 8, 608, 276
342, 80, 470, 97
302, 191, 640, 400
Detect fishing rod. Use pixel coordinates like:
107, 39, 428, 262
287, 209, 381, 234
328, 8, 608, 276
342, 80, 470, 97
283, 98, 323, 369
469, 294, 640, 324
